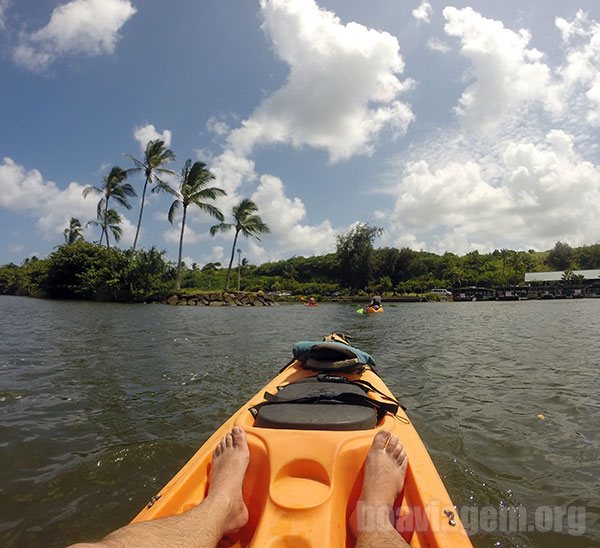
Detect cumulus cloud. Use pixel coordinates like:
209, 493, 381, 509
442, 6, 555, 128
13, 0, 136, 71
251, 174, 337, 256
387, 130, 600, 254
0, 157, 138, 246
133, 124, 172, 151
227, 0, 414, 163
412, 1, 432, 24
203, 0, 413, 262
0, 157, 96, 238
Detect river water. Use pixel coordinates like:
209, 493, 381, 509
1, 295, 599, 547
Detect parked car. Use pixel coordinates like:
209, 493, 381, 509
431, 288, 452, 296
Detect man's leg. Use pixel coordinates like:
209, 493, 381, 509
353, 430, 410, 548
70, 426, 249, 548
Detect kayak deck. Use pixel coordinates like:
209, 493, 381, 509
132, 363, 471, 547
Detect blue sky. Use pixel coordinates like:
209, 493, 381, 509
1, 0, 600, 267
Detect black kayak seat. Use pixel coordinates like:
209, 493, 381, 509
253, 379, 378, 431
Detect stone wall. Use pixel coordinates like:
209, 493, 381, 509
164, 291, 275, 307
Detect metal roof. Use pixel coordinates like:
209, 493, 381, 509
524, 269, 600, 282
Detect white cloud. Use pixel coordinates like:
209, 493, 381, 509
227, 0, 414, 163
206, 116, 230, 137
251, 174, 337, 256
443, 6, 555, 128
13, 0, 136, 71
0, 157, 138, 246
387, 130, 600, 254
553, 11, 600, 126
0, 157, 96, 239
0, 0, 9, 29
133, 124, 172, 151
426, 37, 450, 53
209, 149, 256, 197
412, 1, 432, 24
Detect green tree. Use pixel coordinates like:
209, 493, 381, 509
210, 198, 270, 289
87, 209, 123, 248
83, 166, 135, 246
547, 241, 574, 270
63, 217, 85, 244
201, 262, 221, 272
126, 139, 176, 251
336, 223, 383, 290
168, 160, 226, 290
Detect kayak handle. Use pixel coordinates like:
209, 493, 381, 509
444, 509, 456, 526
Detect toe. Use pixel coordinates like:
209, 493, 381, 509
386, 435, 399, 454
232, 426, 247, 448
225, 433, 233, 448
372, 430, 391, 450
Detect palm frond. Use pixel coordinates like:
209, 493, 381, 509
194, 202, 225, 221
82, 185, 102, 198
168, 199, 181, 224
151, 178, 176, 195
210, 222, 233, 236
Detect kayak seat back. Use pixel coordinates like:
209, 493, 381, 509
251, 378, 378, 431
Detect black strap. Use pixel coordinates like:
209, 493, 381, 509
314, 374, 407, 410
254, 389, 399, 422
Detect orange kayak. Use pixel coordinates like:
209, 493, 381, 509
131, 350, 471, 547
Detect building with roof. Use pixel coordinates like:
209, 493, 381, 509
524, 270, 600, 282
524, 270, 600, 298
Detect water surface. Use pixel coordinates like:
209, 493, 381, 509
1, 296, 599, 547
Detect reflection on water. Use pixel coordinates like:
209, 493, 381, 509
1, 296, 599, 547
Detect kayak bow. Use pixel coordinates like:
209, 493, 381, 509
131, 348, 471, 547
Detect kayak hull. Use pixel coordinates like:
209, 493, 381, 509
132, 363, 471, 547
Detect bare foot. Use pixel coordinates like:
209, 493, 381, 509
351, 430, 408, 539
207, 426, 250, 533
361, 430, 408, 508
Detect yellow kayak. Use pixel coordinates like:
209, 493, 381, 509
131, 339, 471, 547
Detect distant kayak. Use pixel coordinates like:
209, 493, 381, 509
357, 306, 384, 314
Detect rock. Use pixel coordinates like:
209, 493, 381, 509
167, 295, 179, 306
208, 300, 224, 306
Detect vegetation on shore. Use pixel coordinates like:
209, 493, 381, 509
2, 226, 599, 302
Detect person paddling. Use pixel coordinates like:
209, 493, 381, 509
368, 295, 382, 311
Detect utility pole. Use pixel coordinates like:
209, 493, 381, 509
237, 248, 241, 291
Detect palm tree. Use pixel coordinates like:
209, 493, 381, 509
63, 217, 84, 244
83, 166, 135, 246
87, 209, 123, 248
201, 262, 221, 272
210, 198, 270, 290
168, 160, 226, 290
126, 139, 176, 251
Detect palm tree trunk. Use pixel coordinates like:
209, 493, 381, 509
132, 177, 150, 252
103, 198, 110, 248
225, 230, 240, 290
175, 206, 187, 291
